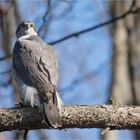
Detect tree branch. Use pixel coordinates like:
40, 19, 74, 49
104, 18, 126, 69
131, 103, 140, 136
38, 0, 51, 35
0, 69, 11, 75
49, 0, 140, 45
0, 105, 140, 132
59, 61, 111, 92
0, 55, 11, 61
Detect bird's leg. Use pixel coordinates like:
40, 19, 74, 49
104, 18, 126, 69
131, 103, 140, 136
23, 130, 28, 140
14, 102, 26, 108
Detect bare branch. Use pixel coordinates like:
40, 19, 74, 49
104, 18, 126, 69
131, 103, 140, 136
0, 55, 11, 61
0, 69, 11, 75
49, 1, 140, 45
59, 61, 111, 92
0, 105, 140, 131
0, 76, 12, 87
38, 0, 51, 35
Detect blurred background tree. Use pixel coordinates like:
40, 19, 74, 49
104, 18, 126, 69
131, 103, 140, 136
0, 0, 139, 140
102, 0, 140, 140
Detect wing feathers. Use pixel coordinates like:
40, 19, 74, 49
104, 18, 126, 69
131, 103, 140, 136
13, 36, 62, 128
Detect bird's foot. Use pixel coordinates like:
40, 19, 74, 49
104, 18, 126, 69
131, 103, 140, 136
14, 102, 25, 108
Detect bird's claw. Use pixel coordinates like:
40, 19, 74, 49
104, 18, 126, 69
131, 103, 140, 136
14, 102, 25, 107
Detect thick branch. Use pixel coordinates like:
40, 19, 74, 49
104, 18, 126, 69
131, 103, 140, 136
0, 105, 140, 131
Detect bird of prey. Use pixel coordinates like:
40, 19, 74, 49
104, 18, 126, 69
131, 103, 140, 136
12, 21, 63, 128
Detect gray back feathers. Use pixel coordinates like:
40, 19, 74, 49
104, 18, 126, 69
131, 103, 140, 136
13, 35, 58, 88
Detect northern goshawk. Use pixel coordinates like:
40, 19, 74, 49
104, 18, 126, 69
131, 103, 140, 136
12, 21, 62, 128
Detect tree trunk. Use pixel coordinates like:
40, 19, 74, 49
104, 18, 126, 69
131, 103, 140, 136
103, 0, 140, 139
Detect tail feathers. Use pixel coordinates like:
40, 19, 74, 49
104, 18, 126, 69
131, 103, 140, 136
43, 92, 62, 128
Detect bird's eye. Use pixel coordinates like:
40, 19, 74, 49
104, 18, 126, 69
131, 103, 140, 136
30, 24, 34, 27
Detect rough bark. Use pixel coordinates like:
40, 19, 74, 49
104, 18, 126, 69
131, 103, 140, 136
0, 105, 140, 131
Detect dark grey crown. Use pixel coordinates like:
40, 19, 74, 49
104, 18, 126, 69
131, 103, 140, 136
16, 21, 35, 35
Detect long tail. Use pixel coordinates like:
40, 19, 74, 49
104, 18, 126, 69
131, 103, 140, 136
43, 91, 62, 128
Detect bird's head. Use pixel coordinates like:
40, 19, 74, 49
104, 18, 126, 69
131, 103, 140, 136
16, 21, 37, 39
